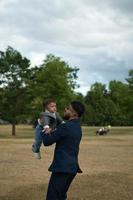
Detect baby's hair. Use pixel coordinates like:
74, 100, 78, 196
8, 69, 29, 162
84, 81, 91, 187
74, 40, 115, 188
43, 99, 56, 110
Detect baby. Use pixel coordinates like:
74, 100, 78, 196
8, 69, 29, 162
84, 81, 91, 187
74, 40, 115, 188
32, 99, 63, 159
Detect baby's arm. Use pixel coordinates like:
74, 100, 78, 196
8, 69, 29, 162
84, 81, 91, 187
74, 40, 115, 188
37, 112, 50, 131
42, 114, 51, 133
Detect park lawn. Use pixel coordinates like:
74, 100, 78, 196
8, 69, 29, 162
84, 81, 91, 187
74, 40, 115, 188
0, 125, 133, 200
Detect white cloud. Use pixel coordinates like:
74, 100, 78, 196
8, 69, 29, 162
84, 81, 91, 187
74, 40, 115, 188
0, 0, 133, 95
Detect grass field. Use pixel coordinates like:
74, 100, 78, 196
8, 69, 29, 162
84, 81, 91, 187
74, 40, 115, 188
0, 125, 133, 200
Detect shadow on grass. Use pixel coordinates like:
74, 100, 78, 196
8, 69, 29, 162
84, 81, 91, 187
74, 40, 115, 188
0, 183, 47, 200
1, 172, 133, 200
69, 172, 133, 200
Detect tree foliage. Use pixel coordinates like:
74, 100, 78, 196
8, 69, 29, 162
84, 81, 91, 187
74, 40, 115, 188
0, 46, 32, 135
0, 46, 133, 136
28, 54, 79, 119
84, 75, 133, 126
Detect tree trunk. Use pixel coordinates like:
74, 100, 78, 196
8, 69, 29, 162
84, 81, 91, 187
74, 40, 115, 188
12, 122, 16, 136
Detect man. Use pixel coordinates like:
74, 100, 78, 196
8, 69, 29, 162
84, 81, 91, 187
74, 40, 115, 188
42, 101, 85, 200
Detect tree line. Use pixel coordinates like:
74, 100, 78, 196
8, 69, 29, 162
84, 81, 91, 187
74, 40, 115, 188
0, 47, 133, 135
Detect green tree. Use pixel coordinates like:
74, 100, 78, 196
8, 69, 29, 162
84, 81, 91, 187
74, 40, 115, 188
85, 83, 107, 125
109, 80, 131, 125
125, 70, 133, 125
84, 82, 118, 125
126, 69, 133, 89
0, 46, 32, 135
29, 54, 79, 117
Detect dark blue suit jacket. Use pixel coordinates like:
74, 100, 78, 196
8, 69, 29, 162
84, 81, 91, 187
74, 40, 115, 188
42, 119, 82, 174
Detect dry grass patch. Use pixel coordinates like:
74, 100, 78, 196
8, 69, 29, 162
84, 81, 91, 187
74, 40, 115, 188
69, 172, 133, 200
0, 126, 133, 199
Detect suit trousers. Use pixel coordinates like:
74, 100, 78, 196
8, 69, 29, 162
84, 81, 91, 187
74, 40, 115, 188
46, 172, 76, 200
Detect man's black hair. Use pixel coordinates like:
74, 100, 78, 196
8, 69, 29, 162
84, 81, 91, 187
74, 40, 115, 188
71, 101, 85, 117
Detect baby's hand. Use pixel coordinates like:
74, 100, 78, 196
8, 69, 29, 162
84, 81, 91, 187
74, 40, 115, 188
44, 128, 52, 134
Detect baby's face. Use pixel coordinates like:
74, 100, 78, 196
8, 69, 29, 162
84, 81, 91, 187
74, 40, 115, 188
47, 102, 57, 113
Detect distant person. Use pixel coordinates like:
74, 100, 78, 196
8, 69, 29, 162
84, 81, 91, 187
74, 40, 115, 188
107, 125, 111, 131
96, 125, 111, 135
42, 101, 85, 200
32, 99, 63, 159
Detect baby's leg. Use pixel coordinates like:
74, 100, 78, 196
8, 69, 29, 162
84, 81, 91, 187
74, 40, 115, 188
32, 129, 43, 159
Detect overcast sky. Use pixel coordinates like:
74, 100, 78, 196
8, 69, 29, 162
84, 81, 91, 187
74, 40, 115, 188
0, 0, 133, 94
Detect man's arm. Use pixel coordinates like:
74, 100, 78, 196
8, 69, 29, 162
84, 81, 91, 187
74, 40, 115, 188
42, 124, 68, 146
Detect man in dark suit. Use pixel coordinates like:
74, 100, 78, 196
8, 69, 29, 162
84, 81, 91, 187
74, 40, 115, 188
42, 101, 85, 200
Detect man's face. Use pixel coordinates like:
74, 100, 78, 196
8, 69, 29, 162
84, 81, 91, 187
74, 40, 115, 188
63, 105, 77, 120
47, 102, 57, 113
